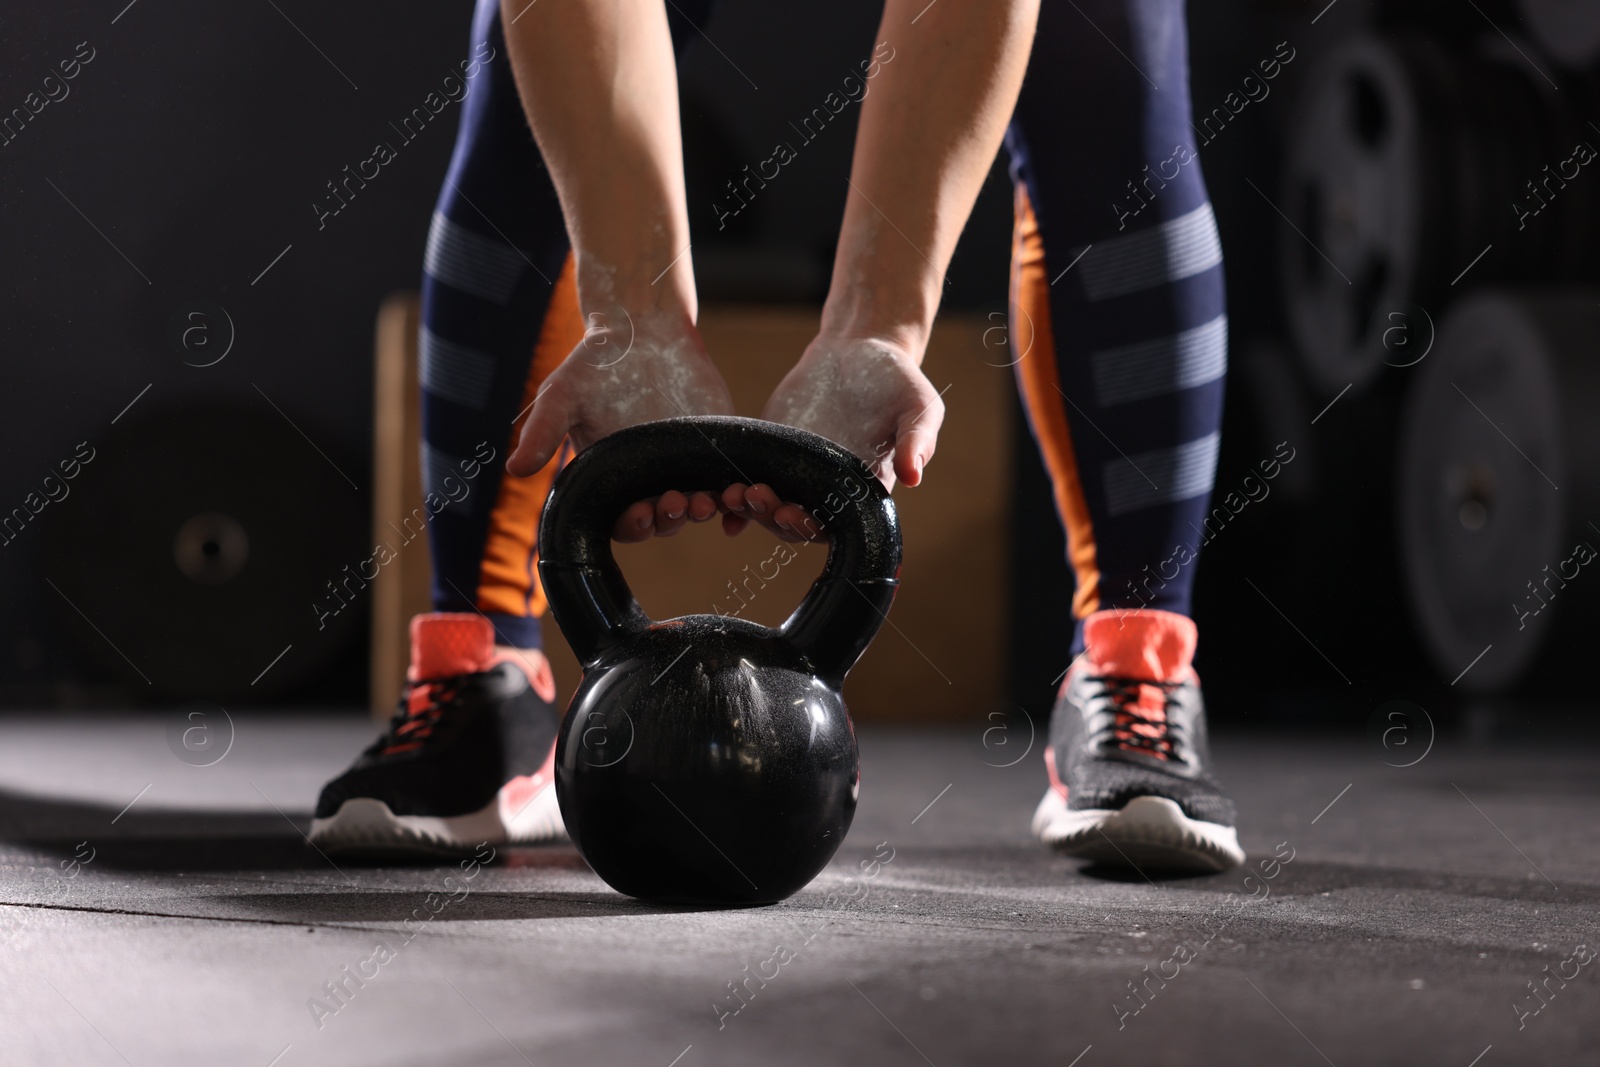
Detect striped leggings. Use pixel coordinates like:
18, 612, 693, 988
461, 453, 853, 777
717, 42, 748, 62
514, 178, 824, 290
419, 0, 1227, 653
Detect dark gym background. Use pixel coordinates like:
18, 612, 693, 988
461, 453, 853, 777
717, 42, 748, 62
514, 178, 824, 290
4, 0, 1596, 740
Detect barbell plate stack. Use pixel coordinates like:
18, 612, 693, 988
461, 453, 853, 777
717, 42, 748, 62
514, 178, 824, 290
1282, 35, 1600, 398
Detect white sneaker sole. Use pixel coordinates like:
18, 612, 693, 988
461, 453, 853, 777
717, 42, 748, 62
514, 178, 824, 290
309, 776, 566, 858
501, 775, 566, 844
1032, 791, 1244, 873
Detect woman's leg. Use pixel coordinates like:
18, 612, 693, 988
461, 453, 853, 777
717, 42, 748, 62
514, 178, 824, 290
311, 0, 716, 856
1009, 0, 1242, 872
422, 0, 716, 650
1007, 0, 1227, 650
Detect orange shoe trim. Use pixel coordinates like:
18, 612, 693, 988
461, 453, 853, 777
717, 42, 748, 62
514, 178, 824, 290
501, 740, 558, 816
1081, 608, 1198, 682
410, 612, 496, 680
491, 646, 558, 704
1044, 745, 1068, 800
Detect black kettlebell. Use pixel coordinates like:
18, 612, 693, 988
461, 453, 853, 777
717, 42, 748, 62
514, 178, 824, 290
537, 416, 902, 905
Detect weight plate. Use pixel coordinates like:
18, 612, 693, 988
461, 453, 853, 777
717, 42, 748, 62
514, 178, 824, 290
1283, 39, 1424, 396
41, 402, 364, 700
1397, 291, 1600, 692
1283, 35, 1600, 398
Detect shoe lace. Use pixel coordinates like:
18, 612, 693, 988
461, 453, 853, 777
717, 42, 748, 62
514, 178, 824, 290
1090, 674, 1183, 761
376, 676, 469, 756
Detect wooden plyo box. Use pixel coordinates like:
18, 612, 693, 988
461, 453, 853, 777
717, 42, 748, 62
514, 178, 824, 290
370, 299, 1014, 723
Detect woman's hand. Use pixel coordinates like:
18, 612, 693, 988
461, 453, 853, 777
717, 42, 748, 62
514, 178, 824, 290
506, 308, 735, 542
721, 332, 945, 540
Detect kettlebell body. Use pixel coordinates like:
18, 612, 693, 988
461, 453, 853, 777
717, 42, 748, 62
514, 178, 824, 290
538, 417, 901, 905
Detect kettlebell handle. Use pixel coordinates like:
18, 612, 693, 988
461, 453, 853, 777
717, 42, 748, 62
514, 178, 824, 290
537, 416, 902, 683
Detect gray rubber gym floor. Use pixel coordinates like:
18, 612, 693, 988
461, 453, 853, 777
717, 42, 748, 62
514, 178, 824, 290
0, 712, 1594, 1067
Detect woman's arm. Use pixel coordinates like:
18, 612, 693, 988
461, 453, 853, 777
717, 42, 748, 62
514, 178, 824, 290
730, 0, 1038, 537
497, 0, 693, 321
498, 0, 734, 539
825, 0, 1039, 368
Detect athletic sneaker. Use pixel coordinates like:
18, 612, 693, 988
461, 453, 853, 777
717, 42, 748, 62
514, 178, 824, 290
310, 613, 565, 857
1032, 608, 1244, 872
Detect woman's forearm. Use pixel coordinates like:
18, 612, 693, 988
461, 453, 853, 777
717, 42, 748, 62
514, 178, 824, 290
498, 0, 696, 320
821, 0, 1038, 354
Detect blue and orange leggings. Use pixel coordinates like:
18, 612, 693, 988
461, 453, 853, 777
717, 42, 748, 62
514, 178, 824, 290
419, 0, 1226, 653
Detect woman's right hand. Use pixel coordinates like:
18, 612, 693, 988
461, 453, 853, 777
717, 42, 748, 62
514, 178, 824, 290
506, 306, 736, 542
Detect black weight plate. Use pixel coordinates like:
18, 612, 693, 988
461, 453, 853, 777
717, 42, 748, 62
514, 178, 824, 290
40, 401, 364, 701
1396, 292, 1597, 693
1283, 37, 1423, 396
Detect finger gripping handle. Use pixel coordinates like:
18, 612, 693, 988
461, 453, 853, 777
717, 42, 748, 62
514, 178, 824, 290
537, 416, 902, 681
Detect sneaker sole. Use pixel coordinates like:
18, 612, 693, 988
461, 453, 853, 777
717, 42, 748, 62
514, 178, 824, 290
500, 774, 566, 844
309, 776, 566, 858
1032, 791, 1244, 873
